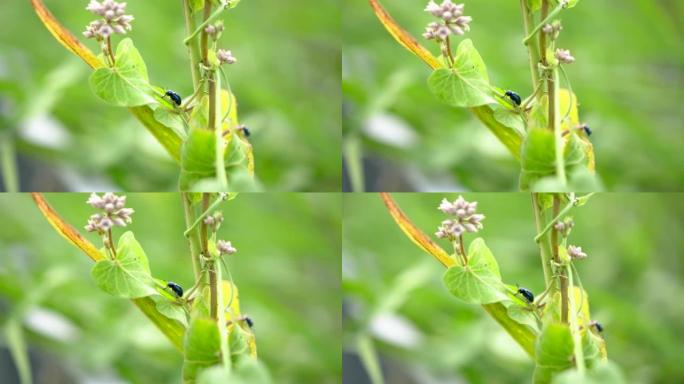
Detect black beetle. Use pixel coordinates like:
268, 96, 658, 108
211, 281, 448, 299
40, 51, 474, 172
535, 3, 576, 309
517, 287, 535, 303
505, 90, 522, 106
165, 90, 182, 106
238, 125, 251, 138
581, 124, 592, 136
244, 316, 254, 328
591, 321, 603, 333
167, 281, 184, 298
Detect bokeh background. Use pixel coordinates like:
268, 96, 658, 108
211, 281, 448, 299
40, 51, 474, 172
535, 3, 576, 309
0, 0, 341, 192
343, 193, 684, 383
0, 193, 341, 383
343, 0, 684, 191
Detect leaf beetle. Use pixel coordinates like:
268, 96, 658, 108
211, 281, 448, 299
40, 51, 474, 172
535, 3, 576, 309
238, 125, 251, 138
505, 90, 522, 106
517, 287, 535, 304
164, 90, 182, 106
167, 281, 184, 298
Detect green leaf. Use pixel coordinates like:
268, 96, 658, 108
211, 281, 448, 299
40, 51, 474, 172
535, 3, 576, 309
442, 238, 508, 304
153, 107, 187, 141
505, 302, 540, 332
154, 296, 188, 327
89, 38, 155, 106
427, 39, 495, 107
533, 323, 574, 384
520, 128, 556, 190
91, 231, 156, 298
197, 360, 271, 384
493, 107, 525, 135
471, 105, 523, 159
552, 361, 625, 384
179, 128, 253, 191
183, 317, 223, 384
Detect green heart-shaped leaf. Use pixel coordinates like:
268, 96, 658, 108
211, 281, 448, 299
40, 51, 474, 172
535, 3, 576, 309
427, 39, 495, 107
442, 238, 508, 304
91, 231, 156, 298
89, 38, 155, 107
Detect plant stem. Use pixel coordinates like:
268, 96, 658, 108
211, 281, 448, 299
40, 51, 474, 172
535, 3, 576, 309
531, 193, 553, 286
458, 235, 467, 264
1, 136, 19, 192
183, 3, 229, 46
184, 193, 226, 236
534, 196, 575, 242
344, 134, 365, 192
522, 1, 566, 45
182, 192, 203, 280
520, 0, 541, 90
200, 2, 211, 64
551, 195, 569, 323
182, 0, 201, 88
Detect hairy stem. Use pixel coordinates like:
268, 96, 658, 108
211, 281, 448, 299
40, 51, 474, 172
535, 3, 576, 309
552, 195, 569, 323
520, 0, 541, 91
532, 193, 553, 286
200, 2, 211, 64
182, 0, 201, 88
534, 196, 575, 242
523, 1, 566, 45
182, 192, 203, 280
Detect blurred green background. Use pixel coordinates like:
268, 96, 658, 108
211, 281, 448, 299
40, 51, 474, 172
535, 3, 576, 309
0, 193, 341, 383
343, 0, 684, 191
343, 193, 684, 383
0, 0, 341, 192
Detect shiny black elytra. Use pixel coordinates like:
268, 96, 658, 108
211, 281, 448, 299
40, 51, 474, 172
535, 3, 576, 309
517, 287, 535, 304
167, 281, 184, 298
592, 321, 604, 333
581, 124, 592, 136
237, 125, 251, 138
505, 90, 522, 106
165, 90, 182, 106
244, 316, 254, 328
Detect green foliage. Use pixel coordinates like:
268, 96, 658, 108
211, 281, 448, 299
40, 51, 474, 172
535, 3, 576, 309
89, 38, 155, 107
197, 360, 271, 384
183, 317, 223, 383
442, 238, 509, 304
527, 0, 542, 11
505, 301, 540, 332
520, 129, 597, 191
552, 361, 625, 384
493, 107, 525, 136
427, 39, 495, 107
179, 128, 251, 191
343, 193, 684, 382
533, 323, 574, 384
91, 231, 157, 298
343, 1, 684, 191
154, 296, 189, 327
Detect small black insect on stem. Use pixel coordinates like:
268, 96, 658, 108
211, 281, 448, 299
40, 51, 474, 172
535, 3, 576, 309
504, 90, 522, 106
167, 281, 184, 298
517, 287, 535, 304
165, 90, 183, 106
